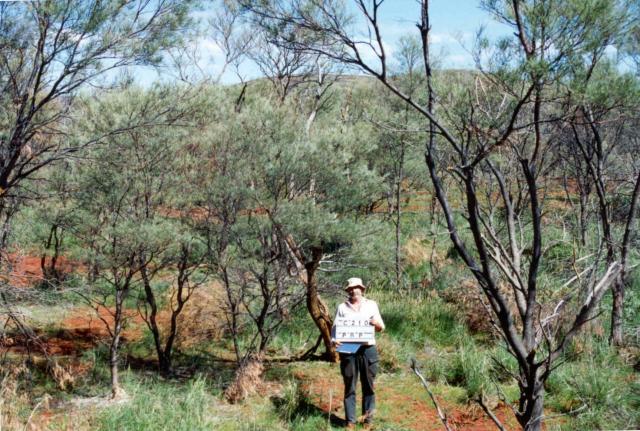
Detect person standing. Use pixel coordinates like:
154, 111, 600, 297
332, 277, 385, 430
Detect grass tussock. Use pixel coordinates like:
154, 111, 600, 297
224, 355, 265, 404
272, 377, 335, 431
97, 375, 215, 431
545, 341, 640, 430
375, 289, 468, 352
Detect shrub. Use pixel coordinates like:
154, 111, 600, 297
0, 363, 31, 429
376, 336, 402, 372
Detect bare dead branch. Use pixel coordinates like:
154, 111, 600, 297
411, 358, 454, 431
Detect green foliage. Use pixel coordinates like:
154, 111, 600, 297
543, 241, 576, 274
378, 290, 467, 351
334, 219, 396, 288
4, 2, 640, 429
623, 267, 640, 341
444, 342, 491, 400
404, 261, 431, 288
268, 302, 318, 357
273, 379, 304, 423
421, 340, 509, 402
0, 0, 195, 212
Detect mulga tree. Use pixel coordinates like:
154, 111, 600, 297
561, 62, 640, 346
244, 94, 384, 361
196, 95, 325, 363
0, 0, 191, 241
241, 0, 631, 429
231, 212, 305, 358
555, 124, 595, 247
71, 86, 193, 396
0, 0, 193, 357
31, 165, 77, 287
193, 87, 384, 363
184, 88, 266, 364
364, 36, 430, 289
121, 88, 208, 377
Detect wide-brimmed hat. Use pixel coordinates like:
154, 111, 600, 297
345, 277, 366, 291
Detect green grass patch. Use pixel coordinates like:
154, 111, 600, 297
96, 375, 216, 430
375, 290, 468, 351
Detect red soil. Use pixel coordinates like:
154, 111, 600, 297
2, 253, 83, 287
60, 306, 146, 344
2, 306, 145, 357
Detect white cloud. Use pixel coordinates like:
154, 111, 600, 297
431, 32, 458, 45
431, 31, 474, 46
354, 40, 396, 72
198, 38, 225, 61
604, 44, 618, 57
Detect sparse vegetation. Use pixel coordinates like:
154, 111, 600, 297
1, 0, 639, 430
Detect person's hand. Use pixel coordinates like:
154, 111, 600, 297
333, 340, 342, 347
369, 317, 382, 331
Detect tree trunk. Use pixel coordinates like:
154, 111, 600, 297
40, 225, 54, 281
610, 276, 625, 346
579, 190, 588, 246
222, 266, 242, 364
610, 170, 640, 345
110, 289, 126, 399
517, 374, 545, 431
163, 251, 193, 371
162, 298, 183, 375
305, 247, 338, 362
110, 336, 123, 399
394, 142, 405, 289
278, 230, 338, 362
41, 224, 64, 285
140, 260, 167, 374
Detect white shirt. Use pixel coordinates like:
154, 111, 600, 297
331, 297, 385, 345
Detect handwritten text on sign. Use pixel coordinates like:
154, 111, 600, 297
335, 317, 375, 342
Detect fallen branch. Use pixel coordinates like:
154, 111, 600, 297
411, 358, 453, 431
532, 403, 588, 425
476, 393, 506, 431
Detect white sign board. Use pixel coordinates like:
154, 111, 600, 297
335, 317, 375, 343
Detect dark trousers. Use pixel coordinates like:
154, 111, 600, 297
339, 345, 379, 424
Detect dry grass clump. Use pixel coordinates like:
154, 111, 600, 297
167, 281, 227, 350
403, 237, 444, 269
439, 279, 498, 336
223, 354, 265, 403
48, 360, 76, 391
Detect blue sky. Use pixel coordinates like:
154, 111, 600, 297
135, 0, 512, 85
377, 0, 511, 63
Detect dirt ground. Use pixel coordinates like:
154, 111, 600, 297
1, 305, 145, 357
3, 253, 83, 288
